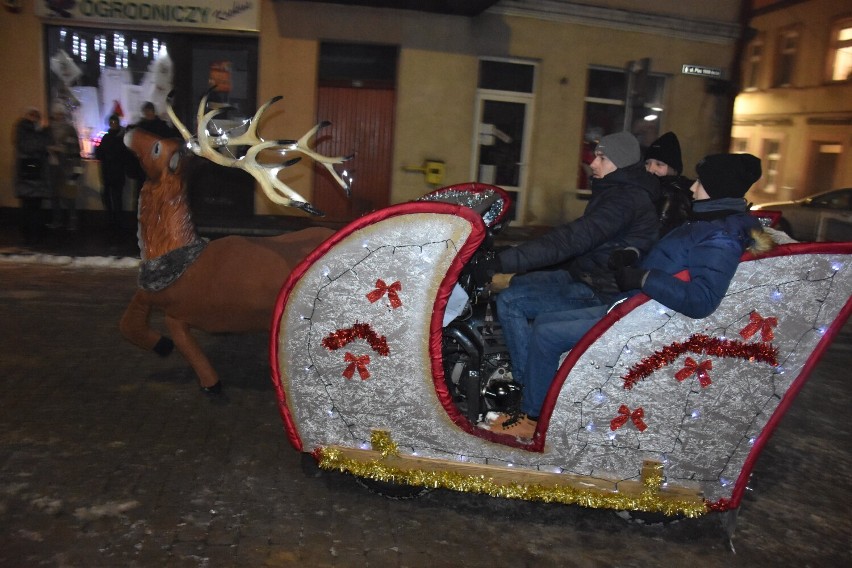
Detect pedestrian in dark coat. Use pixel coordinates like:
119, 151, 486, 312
14, 107, 51, 243
96, 114, 129, 228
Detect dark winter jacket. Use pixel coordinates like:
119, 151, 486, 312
656, 174, 693, 237
498, 162, 661, 300
14, 117, 51, 199
96, 127, 130, 185
639, 201, 761, 319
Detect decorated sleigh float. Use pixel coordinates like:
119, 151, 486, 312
270, 183, 852, 520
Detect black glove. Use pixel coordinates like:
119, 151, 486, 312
470, 256, 502, 287
615, 267, 648, 291
607, 248, 639, 270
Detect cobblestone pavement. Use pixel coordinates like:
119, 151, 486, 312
1, 260, 850, 567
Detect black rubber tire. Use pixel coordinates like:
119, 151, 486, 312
354, 476, 431, 500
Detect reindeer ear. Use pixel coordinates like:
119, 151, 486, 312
168, 152, 181, 172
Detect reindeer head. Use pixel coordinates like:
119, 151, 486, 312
124, 127, 186, 182
166, 91, 354, 217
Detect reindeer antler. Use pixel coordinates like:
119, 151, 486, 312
167, 91, 353, 216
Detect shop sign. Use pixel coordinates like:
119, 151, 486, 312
681, 65, 723, 78
36, 0, 260, 33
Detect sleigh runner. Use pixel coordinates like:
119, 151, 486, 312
271, 183, 852, 517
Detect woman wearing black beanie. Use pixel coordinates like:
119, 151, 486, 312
645, 131, 694, 236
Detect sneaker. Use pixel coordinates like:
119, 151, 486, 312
486, 413, 537, 440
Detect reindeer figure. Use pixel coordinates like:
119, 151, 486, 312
119, 95, 351, 392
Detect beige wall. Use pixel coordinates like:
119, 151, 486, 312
393, 49, 478, 204
256, 0, 318, 216
1, 3, 47, 208
1, 0, 742, 226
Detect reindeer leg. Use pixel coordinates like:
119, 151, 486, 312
120, 291, 174, 356
164, 315, 221, 392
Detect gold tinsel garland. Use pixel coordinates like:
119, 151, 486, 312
316, 447, 708, 518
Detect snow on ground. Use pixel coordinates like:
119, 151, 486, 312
0, 251, 139, 269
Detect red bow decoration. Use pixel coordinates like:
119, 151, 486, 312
675, 356, 713, 388
366, 279, 402, 309
610, 405, 648, 432
342, 352, 371, 380
739, 311, 778, 342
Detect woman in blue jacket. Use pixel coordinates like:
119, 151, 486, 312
487, 153, 775, 439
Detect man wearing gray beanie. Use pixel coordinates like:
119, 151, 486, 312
473, 130, 662, 436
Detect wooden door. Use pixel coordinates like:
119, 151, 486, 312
312, 86, 396, 222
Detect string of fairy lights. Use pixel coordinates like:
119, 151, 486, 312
58, 27, 166, 69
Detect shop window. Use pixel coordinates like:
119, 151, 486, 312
45, 25, 259, 220
744, 34, 764, 90
827, 18, 852, 82
773, 25, 800, 87
45, 25, 258, 157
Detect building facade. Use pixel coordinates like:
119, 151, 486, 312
1, 0, 745, 227
733, 0, 852, 204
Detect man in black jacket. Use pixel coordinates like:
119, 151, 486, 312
479, 131, 661, 398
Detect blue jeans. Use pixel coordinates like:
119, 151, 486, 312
521, 304, 609, 417
495, 270, 604, 384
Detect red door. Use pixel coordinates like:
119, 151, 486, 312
312, 85, 396, 222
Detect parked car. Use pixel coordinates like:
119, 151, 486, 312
752, 188, 852, 241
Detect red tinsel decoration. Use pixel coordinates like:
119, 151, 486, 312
622, 333, 778, 390
739, 310, 778, 342
366, 279, 403, 309
321, 322, 390, 356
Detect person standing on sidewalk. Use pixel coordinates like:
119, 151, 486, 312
95, 114, 130, 230
13, 107, 51, 244
47, 104, 83, 231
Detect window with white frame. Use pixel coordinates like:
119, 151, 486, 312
744, 34, 764, 90
473, 58, 537, 222
828, 18, 852, 82
773, 25, 800, 87
761, 139, 782, 194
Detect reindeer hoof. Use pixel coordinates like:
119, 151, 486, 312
154, 335, 175, 357
153, 337, 174, 357
200, 381, 223, 395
